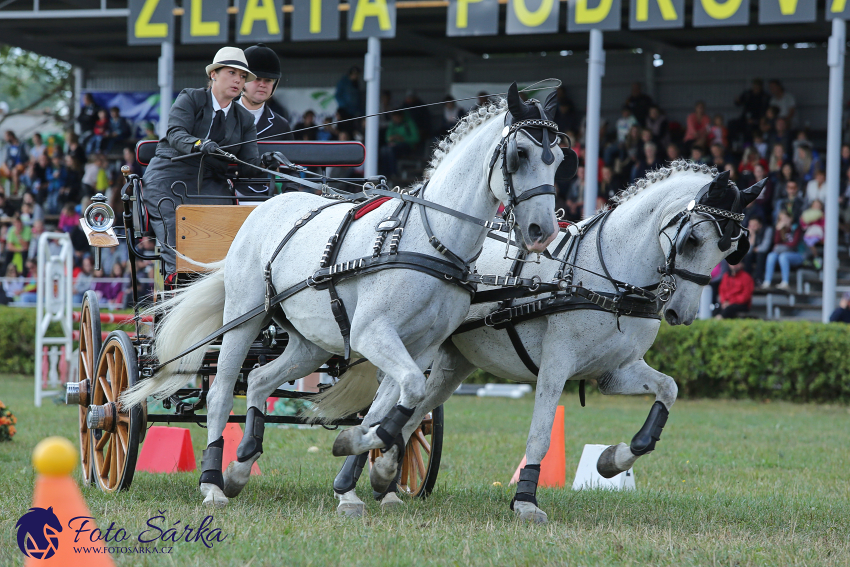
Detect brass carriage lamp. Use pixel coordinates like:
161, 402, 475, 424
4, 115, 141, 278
80, 194, 119, 270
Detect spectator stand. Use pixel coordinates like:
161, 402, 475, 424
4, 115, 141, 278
34, 232, 73, 407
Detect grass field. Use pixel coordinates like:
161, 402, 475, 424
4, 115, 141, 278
1, 372, 849, 567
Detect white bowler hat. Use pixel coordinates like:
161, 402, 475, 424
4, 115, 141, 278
205, 47, 257, 82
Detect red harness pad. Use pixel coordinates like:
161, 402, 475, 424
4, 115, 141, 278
558, 221, 573, 229
354, 196, 392, 220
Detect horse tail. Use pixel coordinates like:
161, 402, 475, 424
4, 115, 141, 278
121, 261, 226, 408
304, 362, 380, 424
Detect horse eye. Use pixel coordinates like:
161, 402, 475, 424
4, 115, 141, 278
517, 148, 527, 158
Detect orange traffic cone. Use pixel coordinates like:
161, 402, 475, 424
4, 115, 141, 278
20, 437, 115, 566
509, 405, 566, 488
221, 412, 261, 475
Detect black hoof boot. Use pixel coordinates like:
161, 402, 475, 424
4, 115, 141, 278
333, 453, 368, 495
630, 401, 669, 456
200, 437, 225, 489
237, 406, 265, 462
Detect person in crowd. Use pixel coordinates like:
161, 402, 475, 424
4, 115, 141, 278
632, 141, 663, 182
120, 146, 143, 178
335, 66, 363, 123
317, 117, 339, 141
1, 130, 29, 195
714, 261, 754, 319
772, 162, 797, 201
829, 292, 850, 323
800, 199, 825, 270
746, 163, 774, 223
44, 134, 62, 159
563, 163, 585, 221
441, 96, 463, 136
762, 210, 804, 290
2, 263, 23, 300
684, 101, 710, 149
22, 192, 43, 224
58, 203, 78, 233
142, 122, 158, 141
665, 142, 681, 162
768, 79, 796, 128
624, 82, 653, 126
44, 154, 67, 215
805, 168, 827, 206
86, 109, 109, 155
709, 114, 728, 148
774, 179, 804, 223
104, 107, 132, 153
732, 78, 771, 145
553, 96, 579, 135
0, 191, 16, 220
293, 110, 318, 141
793, 141, 819, 184
399, 91, 432, 141
240, 44, 293, 141
5, 211, 31, 273
616, 106, 639, 147
752, 132, 769, 159
469, 91, 491, 114
770, 116, 792, 158
708, 141, 730, 170
72, 254, 94, 304
597, 165, 617, 204
29, 133, 46, 161
743, 215, 773, 284
81, 154, 101, 194
94, 261, 126, 308
379, 111, 419, 177
841, 144, 850, 173
77, 93, 100, 146
645, 105, 669, 147
60, 154, 82, 206
768, 142, 786, 173
65, 132, 86, 165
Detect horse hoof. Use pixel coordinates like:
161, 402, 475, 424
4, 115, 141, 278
200, 483, 229, 508
369, 446, 399, 495
222, 454, 259, 498
513, 501, 548, 524
380, 492, 404, 511
333, 425, 369, 457
597, 443, 627, 479
337, 501, 365, 518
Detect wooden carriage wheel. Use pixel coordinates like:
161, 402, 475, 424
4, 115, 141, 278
370, 404, 444, 498
88, 331, 143, 493
77, 291, 102, 486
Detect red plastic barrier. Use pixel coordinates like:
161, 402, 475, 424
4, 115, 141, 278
136, 426, 197, 473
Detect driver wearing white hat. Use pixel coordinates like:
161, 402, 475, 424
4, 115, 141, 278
141, 46, 279, 274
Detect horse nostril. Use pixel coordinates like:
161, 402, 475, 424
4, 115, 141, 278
527, 223, 543, 242
664, 310, 679, 325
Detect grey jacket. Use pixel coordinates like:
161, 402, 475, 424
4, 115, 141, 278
151, 87, 264, 179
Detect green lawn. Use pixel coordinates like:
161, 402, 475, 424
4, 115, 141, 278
1, 372, 849, 566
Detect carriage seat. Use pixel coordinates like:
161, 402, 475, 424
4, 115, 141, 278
135, 140, 366, 273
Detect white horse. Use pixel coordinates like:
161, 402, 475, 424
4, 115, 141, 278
323, 163, 761, 521
122, 84, 565, 507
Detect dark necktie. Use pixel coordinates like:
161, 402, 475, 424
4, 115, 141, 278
209, 109, 226, 143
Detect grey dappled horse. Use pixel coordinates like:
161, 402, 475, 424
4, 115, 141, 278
121, 85, 565, 507
324, 164, 761, 522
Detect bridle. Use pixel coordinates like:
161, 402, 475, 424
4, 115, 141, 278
485, 99, 568, 263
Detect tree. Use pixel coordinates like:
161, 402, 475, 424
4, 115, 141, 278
0, 45, 72, 130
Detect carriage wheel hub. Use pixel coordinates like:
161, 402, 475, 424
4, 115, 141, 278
87, 402, 118, 432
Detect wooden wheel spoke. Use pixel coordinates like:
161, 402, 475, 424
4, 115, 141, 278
100, 437, 112, 478
415, 430, 431, 454
112, 348, 125, 401
80, 348, 92, 381
412, 443, 426, 481
98, 376, 114, 403
119, 413, 130, 424
115, 427, 125, 478
96, 431, 109, 450
117, 424, 128, 453
105, 350, 115, 386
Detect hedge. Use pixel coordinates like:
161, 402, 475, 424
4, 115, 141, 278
469, 320, 850, 403
4, 306, 849, 403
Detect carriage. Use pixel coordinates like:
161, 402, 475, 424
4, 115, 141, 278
64, 140, 443, 497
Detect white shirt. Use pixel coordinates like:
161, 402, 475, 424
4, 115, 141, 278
770, 92, 796, 121
806, 178, 827, 206
237, 98, 265, 125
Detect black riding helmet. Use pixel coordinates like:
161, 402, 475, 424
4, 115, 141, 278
244, 43, 281, 95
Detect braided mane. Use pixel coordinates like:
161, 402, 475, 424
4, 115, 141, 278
424, 99, 508, 179
609, 159, 720, 208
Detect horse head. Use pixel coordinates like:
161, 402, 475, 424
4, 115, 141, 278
659, 167, 761, 325
488, 82, 570, 253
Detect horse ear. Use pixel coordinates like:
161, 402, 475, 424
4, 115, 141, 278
47, 506, 53, 513
507, 82, 523, 119
708, 170, 730, 200
544, 91, 558, 120
741, 178, 766, 206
